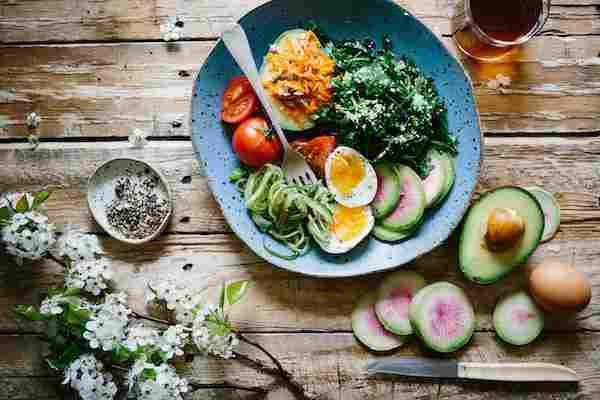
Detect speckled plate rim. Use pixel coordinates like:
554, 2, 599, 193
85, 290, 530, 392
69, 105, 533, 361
86, 157, 173, 245
191, 0, 483, 278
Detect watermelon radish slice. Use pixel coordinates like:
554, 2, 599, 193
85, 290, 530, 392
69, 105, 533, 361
423, 149, 447, 208
431, 151, 456, 208
493, 291, 544, 346
524, 186, 560, 243
380, 165, 426, 232
409, 282, 475, 353
352, 291, 405, 352
372, 163, 402, 219
372, 225, 416, 243
375, 271, 427, 335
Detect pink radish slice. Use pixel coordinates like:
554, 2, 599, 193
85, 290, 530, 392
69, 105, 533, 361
380, 165, 426, 232
493, 291, 544, 346
422, 149, 446, 208
352, 292, 405, 352
409, 282, 475, 353
375, 271, 426, 335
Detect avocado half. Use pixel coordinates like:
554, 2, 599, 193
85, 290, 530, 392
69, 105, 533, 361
459, 186, 544, 284
260, 29, 320, 131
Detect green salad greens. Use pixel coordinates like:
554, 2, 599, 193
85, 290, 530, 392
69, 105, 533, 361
316, 36, 457, 177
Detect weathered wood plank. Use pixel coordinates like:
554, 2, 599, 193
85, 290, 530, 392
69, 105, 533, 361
2, 233, 600, 333
2, 137, 600, 235
1, 333, 599, 399
1, 36, 599, 137
0, 0, 597, 43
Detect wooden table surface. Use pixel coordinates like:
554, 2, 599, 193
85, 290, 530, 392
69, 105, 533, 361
1, 0, 600, 399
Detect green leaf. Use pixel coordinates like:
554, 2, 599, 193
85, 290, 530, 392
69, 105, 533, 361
0, 207, 10, 224
15, 194, 29, 213
229, 167, 246, 183
63, 287, 81, 297
219, 283, 226, 309
15, 305, 47, 321
226, 280, 251, 306
112, 345, 134, 363
32, 191, 50, 209
142, 368, 158, 380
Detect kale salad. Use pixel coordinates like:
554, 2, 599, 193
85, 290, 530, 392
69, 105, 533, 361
316, 35, 457, 177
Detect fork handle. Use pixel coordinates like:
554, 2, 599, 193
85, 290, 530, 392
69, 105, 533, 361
221, 24, 290, 151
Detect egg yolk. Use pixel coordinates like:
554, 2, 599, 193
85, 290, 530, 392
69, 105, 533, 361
330, 152, 365, 196
331, 205, 369, 241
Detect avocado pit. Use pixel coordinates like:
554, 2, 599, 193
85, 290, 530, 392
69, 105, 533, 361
484, 207, 525, 252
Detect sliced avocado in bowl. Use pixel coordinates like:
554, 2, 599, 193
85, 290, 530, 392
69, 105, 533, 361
459, 186, 544, 284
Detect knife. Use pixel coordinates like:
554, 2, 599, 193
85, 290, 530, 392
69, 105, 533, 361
367, 357, 579, 382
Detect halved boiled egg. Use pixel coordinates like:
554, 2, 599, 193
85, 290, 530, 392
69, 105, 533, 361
324, 146, 378, 207
315, 204, 374, 254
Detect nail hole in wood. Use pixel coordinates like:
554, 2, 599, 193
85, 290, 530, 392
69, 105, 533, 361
172, 120, 182, 128
180, 216, 190, 223
178, 70, 190, 78
181, 175, 192, 184
182, 263, 193, 271
175, 20, 184, 28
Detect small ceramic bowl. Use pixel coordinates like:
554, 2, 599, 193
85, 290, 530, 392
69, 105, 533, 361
87, 158, 173, 245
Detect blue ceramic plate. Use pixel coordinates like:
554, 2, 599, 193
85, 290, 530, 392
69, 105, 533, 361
191, 0, 482, 277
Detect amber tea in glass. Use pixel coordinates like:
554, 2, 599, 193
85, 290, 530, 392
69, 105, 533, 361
454, 0, 551, 62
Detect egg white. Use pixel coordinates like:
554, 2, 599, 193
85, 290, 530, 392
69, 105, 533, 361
315, 205, 375, 254
324, 146, 378, 208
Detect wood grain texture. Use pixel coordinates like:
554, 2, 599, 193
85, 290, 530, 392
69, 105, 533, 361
1, 332, 599, 400
1, 36, 599, 137
0, 0, 597, 43
2, 233, 599, 333
2, 137, 600, 234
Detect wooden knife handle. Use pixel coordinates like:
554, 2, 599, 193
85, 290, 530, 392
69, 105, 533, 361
458, 362, 579, 382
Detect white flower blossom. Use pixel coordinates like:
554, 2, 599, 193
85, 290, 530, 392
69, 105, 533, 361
53, 230, 103, 262
160, 17, 183, 42
64, 354, 117, 400
487, 73, 512, 90
26, 112, 41, 129
28, 134, 40, 151
84, 293, 131, 351
192, 304, 239, 359
125, 324, 161, 352
1, 211, 55, 262
146, 280, 203, 324
65, 258, 113, 296
0, 192, 35, 210
128, 128, 148, 148
158, 325, 188, 360
40, 294, 68, 315
128, 361, 188, 400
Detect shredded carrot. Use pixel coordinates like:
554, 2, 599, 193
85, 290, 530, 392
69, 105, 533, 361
262, 31, 335, 127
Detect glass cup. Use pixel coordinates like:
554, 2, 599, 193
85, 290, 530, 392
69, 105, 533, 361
453, 0, 552, 62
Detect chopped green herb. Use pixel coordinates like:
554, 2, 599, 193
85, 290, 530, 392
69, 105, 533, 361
316, 37, 457, 177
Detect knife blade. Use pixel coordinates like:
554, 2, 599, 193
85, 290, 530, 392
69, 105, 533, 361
367, 357, 579, 382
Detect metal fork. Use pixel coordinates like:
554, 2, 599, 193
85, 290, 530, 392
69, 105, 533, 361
221, 23, 318, 186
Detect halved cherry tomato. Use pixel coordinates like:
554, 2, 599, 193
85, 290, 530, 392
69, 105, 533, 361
291, 135, 336, 178
222, 76, 258, 124
233, 117, 282, 167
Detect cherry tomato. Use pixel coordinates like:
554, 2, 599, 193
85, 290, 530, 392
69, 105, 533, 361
291, 135, 337, 177
233, 117, 283, 167
222, 76, 258, 124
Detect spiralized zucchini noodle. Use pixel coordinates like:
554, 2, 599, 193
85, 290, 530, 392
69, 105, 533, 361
240, 164, 335, 259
